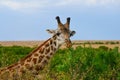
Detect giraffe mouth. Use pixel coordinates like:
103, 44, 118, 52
65, 39, 72, 48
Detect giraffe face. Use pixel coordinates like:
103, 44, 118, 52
46, 16, 76, 48
57, 28, 75, 47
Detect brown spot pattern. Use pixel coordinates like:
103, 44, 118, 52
50, 52, 53, 55
46, 56, 50, 60
54, 42, 56, 46
53, 36, 57, 40
51, 45, 54, 51
42, 59, 48, 64
33, 58, 37, 64
44, 50, 47, 54
35, 65, 43, 71
54, 47, 57, 51
17, 65, 21, 69
46, 47, 50, 54
20, 67, 25, 73
27, 57, 32, 62
25, 64, 30, 69
9, 68, 13, 72
45, 43, 49, 47
38, 55, 44, 63
35, 65, 41, 71
34, 53, 39, 56
39, 48, 44, 54
24, 64, 33, 70
0, 68, 7, 72
50, 39, 53, 45
20, 62, 24, 66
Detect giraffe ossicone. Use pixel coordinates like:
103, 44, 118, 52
0, 16, 76, 79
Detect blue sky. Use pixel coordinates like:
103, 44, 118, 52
0, 0, 120, 41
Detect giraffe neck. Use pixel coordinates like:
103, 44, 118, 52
20, 34, 60, 71
0, 34, 62, 76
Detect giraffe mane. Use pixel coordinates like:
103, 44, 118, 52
20, 38, 51, 62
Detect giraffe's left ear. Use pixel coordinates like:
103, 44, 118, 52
46, 29, 56, 34
70, 31, 76, 37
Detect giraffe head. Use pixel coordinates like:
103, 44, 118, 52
47, 16, 76, 48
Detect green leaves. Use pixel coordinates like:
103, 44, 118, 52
48, 46, 120, 80
0, 46, 33, 67
0, 45, 120, 80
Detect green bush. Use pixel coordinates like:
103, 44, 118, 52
47, 46, 120, 80
0, 46, 120, 80
0, 46, 33, 67
99, 46, 109, 51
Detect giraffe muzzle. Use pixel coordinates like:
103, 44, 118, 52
65, 39, 72, 48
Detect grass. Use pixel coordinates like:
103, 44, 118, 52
0, 45, 120, 80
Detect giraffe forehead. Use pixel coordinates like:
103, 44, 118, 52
62, 27, 70, 33
61, 30, 70, 37
60, 27, 69, 31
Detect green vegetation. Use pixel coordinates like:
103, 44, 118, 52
73, 41, 120, 45
0, 46, 33, 67
0, 45, 120, 80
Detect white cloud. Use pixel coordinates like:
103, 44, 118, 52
0, 0, 48, 11
56, 0, 120, 6
0, 0, 119, 12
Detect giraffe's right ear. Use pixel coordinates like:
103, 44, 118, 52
46, 29, 56, 34
70, 31, 76, 37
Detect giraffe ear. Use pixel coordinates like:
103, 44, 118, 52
70, 31, 76, 37
46, 29, 56, 34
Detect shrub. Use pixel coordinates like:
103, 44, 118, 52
0, 46, 120, 80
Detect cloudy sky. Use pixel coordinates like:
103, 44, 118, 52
0, 0, 120, 41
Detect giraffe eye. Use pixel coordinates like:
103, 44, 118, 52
56, 32, 61, 36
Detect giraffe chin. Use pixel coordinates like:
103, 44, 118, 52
65, 40, 72, 48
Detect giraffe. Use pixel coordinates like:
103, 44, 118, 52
0, 16, 76, 80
